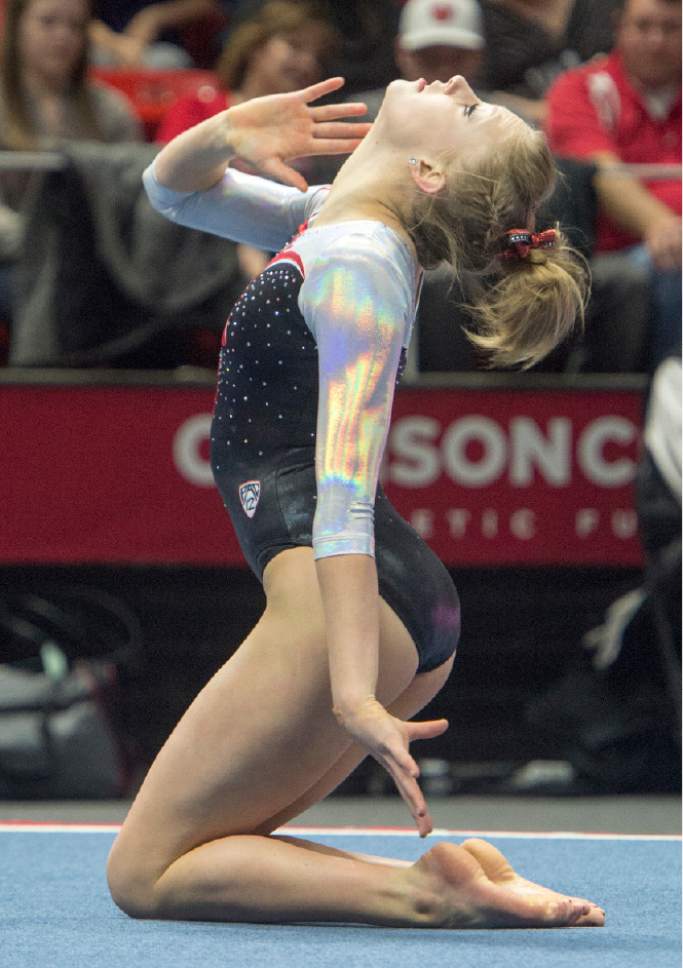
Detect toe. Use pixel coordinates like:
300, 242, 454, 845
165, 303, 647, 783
460, 838, 516, 882
575, 905, 606, 927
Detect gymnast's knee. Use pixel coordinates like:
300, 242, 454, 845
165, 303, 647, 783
106, 839, 160, 919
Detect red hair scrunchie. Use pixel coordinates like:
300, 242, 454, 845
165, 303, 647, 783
501, 228, 557, 261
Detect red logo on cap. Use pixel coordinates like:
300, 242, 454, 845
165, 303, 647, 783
432, 4, 454, 20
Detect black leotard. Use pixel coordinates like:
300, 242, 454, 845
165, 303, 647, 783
144, 164, 460, 672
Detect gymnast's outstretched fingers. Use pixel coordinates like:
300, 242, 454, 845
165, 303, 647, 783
335, 697, 449, 838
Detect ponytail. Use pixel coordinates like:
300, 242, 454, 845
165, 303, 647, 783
465, 229, 589, 369
408, 126, 590, 369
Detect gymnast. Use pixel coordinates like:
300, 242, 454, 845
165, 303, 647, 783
106, 74, 605, 929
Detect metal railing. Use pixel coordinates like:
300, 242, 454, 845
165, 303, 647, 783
0, 150, 66, 171
0, 365, 649, 392
0, 150, 680, 179
0, 149, 673, 386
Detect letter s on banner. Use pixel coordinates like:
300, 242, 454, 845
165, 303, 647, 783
173, 414, 214, 487
389, 416, 441, 487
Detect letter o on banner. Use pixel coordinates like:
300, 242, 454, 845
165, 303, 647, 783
443, 416, 507, 486
173, 414, 214, 487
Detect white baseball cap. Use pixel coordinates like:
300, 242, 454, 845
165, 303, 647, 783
399, 0, 485, 51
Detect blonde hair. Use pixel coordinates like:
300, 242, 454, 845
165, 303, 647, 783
216, 1, 339, 91
0, 0, 100, 150
409, 127, 589, 369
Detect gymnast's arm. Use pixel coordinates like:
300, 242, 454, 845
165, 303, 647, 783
143, 77, 370, 251
301, 235, 438, 812
302, 236, 409, 710
143, 161, 328, 252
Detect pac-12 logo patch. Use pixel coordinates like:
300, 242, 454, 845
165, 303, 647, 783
238, 480, 261, 518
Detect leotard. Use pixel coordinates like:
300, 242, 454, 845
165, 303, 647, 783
144, 163, 460, 672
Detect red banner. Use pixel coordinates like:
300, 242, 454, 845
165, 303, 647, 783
1, 383, 644, 567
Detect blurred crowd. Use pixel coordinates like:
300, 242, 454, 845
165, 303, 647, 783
0, 0, 680, 374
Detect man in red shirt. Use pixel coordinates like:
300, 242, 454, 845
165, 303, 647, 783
546, 0, 681, 369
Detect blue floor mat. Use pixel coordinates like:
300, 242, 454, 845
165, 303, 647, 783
1, 828, 680, 968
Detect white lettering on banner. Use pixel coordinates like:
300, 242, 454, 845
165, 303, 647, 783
389, 416, 440, 486
576, 507, 600, 537
389, 414, 637, 488
575, 508, 638, 540
411, 509, 435, 538
171, 411, 639, 497
612, 508, 638, 539
509, 418, 570, 486
173, 414, 213, 487
446, 508, 470, 538
450, 508, 536, 540
482, 509, 498, 538
418, 508, 636, 541
443, 417, 507, 486
510, 508, 536, 539
578, 417, 637, 487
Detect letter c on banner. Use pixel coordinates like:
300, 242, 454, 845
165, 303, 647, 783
578, 417, 637, 487
173, 414, 213, 487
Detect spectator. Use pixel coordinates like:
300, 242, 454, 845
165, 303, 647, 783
0, 0, 142, 148
156, 1, 339, 142
229, 0, 401, 96
546, 0, 682, 370
156, 0, 340, 282
317, 0, 401, 96
352, 0, 487, 122
0, 0, 142, 324
328, 0, 646, 374
480, 0, 621, 125
90, 0, 221, 69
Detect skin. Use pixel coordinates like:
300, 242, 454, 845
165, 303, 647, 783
230, 22, 338, 280
315, 76, 528, 246
395, 42, 484, 86
18, 0, 88, 95
618, 0, 681, 89
493, 0, 576, 39
90, 0, 217, 67
107, 77, 605, 929
390, 5, 535, 125
585, 0, 682, 270
237, 24, 335, 103
0, 0, 89, 244
124, 0, 217, 46
480, 0, 579, 125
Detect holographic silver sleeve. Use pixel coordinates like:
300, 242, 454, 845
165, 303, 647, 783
300, 231, 412, 559
143, 162, 328, 251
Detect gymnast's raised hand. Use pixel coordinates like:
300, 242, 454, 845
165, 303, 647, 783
154, 76, 371, 194
225, 76, 372, 191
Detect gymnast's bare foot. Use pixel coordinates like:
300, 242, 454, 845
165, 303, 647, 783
460, 838, 605, 927
411, 840, 605, 928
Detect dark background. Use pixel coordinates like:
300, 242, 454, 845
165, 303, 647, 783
0, 561, 641, 766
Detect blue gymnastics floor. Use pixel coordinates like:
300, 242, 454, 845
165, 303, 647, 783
1, 825, 680, 968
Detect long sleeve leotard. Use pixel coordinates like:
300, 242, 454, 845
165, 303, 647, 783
143, 163, 421, 561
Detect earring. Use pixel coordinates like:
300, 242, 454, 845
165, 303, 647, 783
408, 157, 417, 166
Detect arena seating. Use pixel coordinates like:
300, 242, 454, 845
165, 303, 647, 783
90, 67, 220, 140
